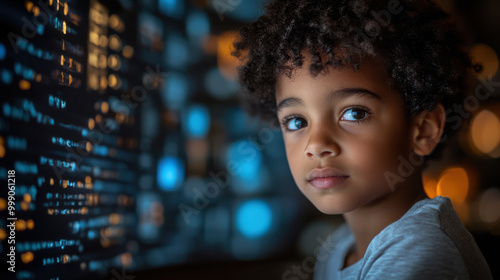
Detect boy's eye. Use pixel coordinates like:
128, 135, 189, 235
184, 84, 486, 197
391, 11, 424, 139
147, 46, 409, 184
285, 117, 307, 131
341, 108, 368, 121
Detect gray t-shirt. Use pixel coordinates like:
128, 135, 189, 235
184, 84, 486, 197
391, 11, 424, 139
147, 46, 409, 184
313, 196, 493, 280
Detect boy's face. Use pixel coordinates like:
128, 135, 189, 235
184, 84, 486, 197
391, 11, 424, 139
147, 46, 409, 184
275, 53, 416, 214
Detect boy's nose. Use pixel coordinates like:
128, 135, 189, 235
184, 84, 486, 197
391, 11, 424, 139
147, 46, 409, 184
304, 125, 340, 159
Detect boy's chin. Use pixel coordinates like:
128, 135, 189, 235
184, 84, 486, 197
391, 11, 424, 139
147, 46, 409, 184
310, 199, 356, 215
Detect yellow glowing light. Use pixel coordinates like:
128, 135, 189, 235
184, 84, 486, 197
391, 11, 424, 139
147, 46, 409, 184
85, 176, 92, 184
115, 113, 125, 124
121, 252, 132, 267
86, 142, 93, 152
95, 114, 102, 123
19, 80, 31, 90
98, 54, 107, 69
109, 76, 121, 90
49, 0, 53, 6
101, 101, 109, 114
62, 180, 68, 188
437, 167, 469, 204
35, 74, 42, 82
62, 21, 67, 34
64, 3, 68, 15
56, 0, 59, 11
32, 6, 40, 17
88, 53, 98, 67
0, 145, 5, 158
0, 229, 6, 240
108, 74, 117, 88
470, 43, 499, 77
89, 74, 99, 90
21, 201, 29, 211
50, 178, 54, 185
89, 32, 99, 45
0, 198, 6, 210
109, 35, 122, 51
122, 45, 134, 58
109, 14, 120, 29
26, 1, 34, 12
109, 213, 120, 225
470, 110, 500, 154
21, 252, 34, 264
16, 219, 26, 231
217, 31, 242, 80
27, 219, 34, 229
108, 55, 121, 71
88, 118, 95, 129
423, 176, 438, 198
100, 76, 108, 89
63, 254, 69, 263
24, 193, 32, 203
99, 35, 108, 48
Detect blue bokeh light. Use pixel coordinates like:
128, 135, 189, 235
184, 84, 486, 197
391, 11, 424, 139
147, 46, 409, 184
185, 104, 210, 138
93, 145, 109, 156
186, 10, 210, 42
157, 156, 184, 191
0, 43, 6, 60
165, 34, 189, 69
226, 140, 262, 181
224, 0, 265, 22
204, 67, 239, 100
161, 72, 189, 110
236, 200, 272, 239
1, 69, 13, 85
158, 0, 184, 19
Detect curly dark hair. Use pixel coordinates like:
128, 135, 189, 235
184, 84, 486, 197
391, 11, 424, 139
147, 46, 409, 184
231, 0, 473, 162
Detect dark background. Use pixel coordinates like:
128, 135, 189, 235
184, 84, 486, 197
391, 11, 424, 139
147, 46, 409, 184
0, 0, 499, 279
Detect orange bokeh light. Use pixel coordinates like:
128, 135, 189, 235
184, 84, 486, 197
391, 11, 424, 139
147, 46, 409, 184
437, 167, 469, 204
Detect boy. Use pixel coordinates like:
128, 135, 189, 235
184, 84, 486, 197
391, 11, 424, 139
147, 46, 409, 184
231, 0, 493, 279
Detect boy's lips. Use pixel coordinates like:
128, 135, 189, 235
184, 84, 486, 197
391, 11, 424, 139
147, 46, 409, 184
307, 168, 349, 189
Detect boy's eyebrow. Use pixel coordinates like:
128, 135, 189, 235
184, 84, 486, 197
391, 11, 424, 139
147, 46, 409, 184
276, 87, 382, 113
331, 88, 382, 102
276, 97, 304, 114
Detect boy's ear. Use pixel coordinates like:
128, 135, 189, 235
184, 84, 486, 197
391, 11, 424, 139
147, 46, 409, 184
411, 103, 446, 156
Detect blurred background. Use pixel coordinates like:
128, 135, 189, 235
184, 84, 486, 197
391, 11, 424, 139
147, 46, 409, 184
0, 0, 499, 279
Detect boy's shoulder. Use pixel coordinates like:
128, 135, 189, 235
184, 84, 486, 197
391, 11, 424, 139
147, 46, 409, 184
382, 195, 457, 238
362, 196, 492, 280
370, 196, 465, 252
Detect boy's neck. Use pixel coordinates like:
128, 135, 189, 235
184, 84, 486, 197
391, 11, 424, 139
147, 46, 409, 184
341, 175, 429, 267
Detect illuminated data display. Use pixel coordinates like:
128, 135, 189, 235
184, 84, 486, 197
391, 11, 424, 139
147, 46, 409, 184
0, 0, 145, 278
0, 0, 303, 279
